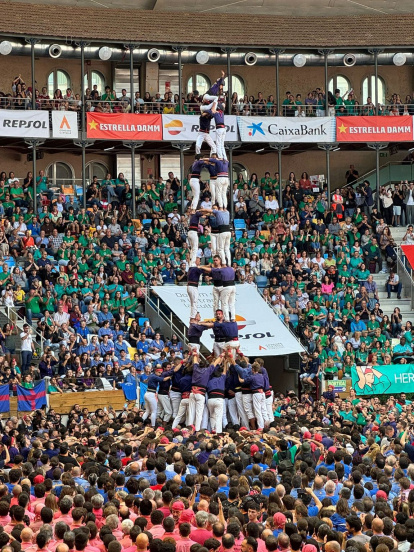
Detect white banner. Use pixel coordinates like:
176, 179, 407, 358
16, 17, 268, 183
152, 285, 304, 357
0, 110, 49, 138
52, 111, 79, 139
237, 116, 336, 143
162, 114, 238, 141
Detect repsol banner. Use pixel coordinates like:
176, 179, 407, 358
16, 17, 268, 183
237, 116, 335, 143
0, 111, 49, 138
351, 364, 414, 396
152, 285, 304, 357
162, 114, 238, 141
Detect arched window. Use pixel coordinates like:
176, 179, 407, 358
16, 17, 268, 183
85, 161, 109, 184
187, 74, 211, 96
230, 75, 245, 100
362, 75, 386, 105
232, 162, 248, 184
328, 75, 351, 95
84, 70, 106, 96
47, 70, 71, 98
46, 161, 74, 186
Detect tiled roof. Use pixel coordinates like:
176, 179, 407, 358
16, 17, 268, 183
3, 2, 414, 48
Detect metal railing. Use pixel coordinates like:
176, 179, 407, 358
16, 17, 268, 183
145, 288, 209, 362
344, 161, 414, 195
4, 96, 414, 118
395, 245, 414, 310
3, 305, 44, 356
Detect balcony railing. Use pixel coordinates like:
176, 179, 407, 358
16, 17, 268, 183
2, 97, 414, 118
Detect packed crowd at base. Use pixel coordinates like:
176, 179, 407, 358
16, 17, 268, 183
0, 398, 413, 552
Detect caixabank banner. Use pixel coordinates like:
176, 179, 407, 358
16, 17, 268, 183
237, 116, 335, 143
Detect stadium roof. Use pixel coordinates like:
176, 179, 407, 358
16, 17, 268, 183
4, 1, 414, 49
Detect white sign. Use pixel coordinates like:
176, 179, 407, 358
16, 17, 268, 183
152, 285, 304, 357
52, 111, 79, 139
237, 116, 336, 143
162, 114, 238, 141
0, 110, 49, 138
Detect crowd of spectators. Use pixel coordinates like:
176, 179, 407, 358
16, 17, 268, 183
2, 74, 414, 117
0, 399, 413, 552
0, 158, 412, 400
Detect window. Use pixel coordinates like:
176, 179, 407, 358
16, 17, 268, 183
85, 161, 109, 184
160, 154, 181, 180
84, 71, 105, 96
187, 74, 211, 96
328, 75, 351, 95
230, 75, 245, 100
46, 162, 74, 186
232, 163, 248, 184
47, 70, 71, 98
362, 75, 386, 105
114, 67, 139, 97
159, 68, 179, 96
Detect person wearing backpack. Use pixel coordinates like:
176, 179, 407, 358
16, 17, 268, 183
273, 437, 301, 473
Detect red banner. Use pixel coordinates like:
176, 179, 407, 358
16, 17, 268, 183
86, 113, 162, 140
336, 116, 413, 142
401, 245, 414, 270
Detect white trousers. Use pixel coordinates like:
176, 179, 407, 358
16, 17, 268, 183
172, 397, 189, 428
195, 132, 216, 155
213, 286, 222, 314
187, 285, 199, 318
208, 398, 224, 433
235, 391, 250, 428
218, 231, 231, 266
188, 342, 200, 353
187, 230, 199, 267
266, 392, 274, 423
213, 339, 240, 358
170, 390, 182, 419
143, 392, 158, 426
188, 392, 206, 431
242, 393, 255, 420
210, 233, 219, 256
210, 179, 217, 205
216, 127, 227, 160
220, 284, 236, 321
201, 402, 210, 430
227, 397, 239, 425
190, 178, 200, 210
157, 394, 172, 421
202, 94, 218, 104
216, 177, 229, 208
252, 392, 267, 429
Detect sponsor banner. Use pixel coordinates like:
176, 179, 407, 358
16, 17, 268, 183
351, 364, 414, 396
336, 115, 413, 142
87, 113, 162, 140
162, 114, 238, 141
401, 245, 414, 270
237, 116, 335, 143
152, 285, 304, 357
0, 110, 49, 138
52, 111, 79, 139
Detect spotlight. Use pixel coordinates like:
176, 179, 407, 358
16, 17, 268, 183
196, 51, 209, 64
293, 54, 306, 68
0, 41, 12, 55
99, 47, 113, 61
393, 53, 406, 66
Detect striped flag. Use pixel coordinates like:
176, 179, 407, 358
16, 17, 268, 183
0, 384, 10, 413
17, 381, 47, 411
